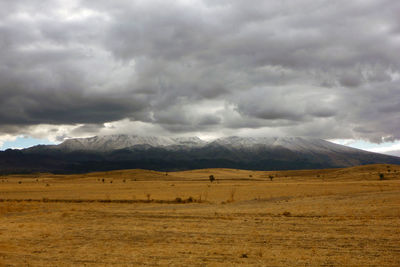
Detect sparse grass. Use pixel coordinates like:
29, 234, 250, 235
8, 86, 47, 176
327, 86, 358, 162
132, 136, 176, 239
0, 202, 35, 215
0, 164, 399, 266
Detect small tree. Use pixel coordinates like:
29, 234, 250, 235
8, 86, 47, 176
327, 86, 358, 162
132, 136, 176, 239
379, 173, 385, 180
209, 175, 215, 182
269, 175, 274, 181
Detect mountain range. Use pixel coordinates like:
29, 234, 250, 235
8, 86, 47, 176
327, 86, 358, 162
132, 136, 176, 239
1, 135, 399, 174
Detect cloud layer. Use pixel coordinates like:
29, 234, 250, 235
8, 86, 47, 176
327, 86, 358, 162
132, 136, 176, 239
1, 0, 400, 143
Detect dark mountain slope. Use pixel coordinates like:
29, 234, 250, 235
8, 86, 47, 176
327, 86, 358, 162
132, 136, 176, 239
1, 135, 399, 174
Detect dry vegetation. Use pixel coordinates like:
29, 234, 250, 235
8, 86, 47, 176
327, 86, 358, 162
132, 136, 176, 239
0, 164, 400, 266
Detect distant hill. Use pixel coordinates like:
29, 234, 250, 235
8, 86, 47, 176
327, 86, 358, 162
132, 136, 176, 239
1, 135, 400, 174
384, 150, 400, 157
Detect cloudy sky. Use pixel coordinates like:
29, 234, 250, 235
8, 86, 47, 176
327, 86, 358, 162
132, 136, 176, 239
1, 0, 400, 153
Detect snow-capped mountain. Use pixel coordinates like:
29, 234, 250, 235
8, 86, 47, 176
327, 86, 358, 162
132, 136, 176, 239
1, 135, 399, 174
53, 135, 358, 154
56, 135, 206, 152
208, 136, 355, 153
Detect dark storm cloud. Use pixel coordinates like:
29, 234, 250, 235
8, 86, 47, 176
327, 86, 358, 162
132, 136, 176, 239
0, 0, 399, 142
0, 61, 149, 125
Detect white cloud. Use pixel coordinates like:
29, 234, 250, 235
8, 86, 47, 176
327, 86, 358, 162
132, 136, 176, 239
368, 142, 400, 153
0, 134, 18, 149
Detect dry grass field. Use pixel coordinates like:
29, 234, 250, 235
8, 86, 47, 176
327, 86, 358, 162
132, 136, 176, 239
0, 164, 400, 266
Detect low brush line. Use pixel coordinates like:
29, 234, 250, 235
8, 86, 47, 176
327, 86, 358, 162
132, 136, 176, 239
0, 198, 205, 204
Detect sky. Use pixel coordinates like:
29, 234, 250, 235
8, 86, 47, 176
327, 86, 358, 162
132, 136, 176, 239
0, 0, 400, 154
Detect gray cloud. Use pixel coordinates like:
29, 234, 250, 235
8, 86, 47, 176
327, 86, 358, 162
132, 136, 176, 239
0, 0, 399, 143
339, 72, 363, 88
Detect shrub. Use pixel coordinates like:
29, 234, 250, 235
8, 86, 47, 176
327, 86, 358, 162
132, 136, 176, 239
282, 211, 291, 217
209, 175, 215, 182
379, 173, 385, 180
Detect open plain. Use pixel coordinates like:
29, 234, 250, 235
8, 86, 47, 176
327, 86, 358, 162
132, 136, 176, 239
0, 164, 399, 266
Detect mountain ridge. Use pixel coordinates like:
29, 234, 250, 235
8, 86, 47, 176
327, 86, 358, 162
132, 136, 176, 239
31, 135, 361, 153
1, 134, 399, 174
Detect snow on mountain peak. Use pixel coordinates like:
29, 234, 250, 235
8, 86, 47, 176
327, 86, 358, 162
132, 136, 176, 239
55, 134, 360, 154
58, 134, 206, 151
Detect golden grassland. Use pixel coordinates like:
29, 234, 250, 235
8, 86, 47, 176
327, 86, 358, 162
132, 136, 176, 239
0, 164, 399, 266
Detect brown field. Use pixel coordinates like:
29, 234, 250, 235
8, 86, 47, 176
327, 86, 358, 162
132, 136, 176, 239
0, 164, 400, 266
